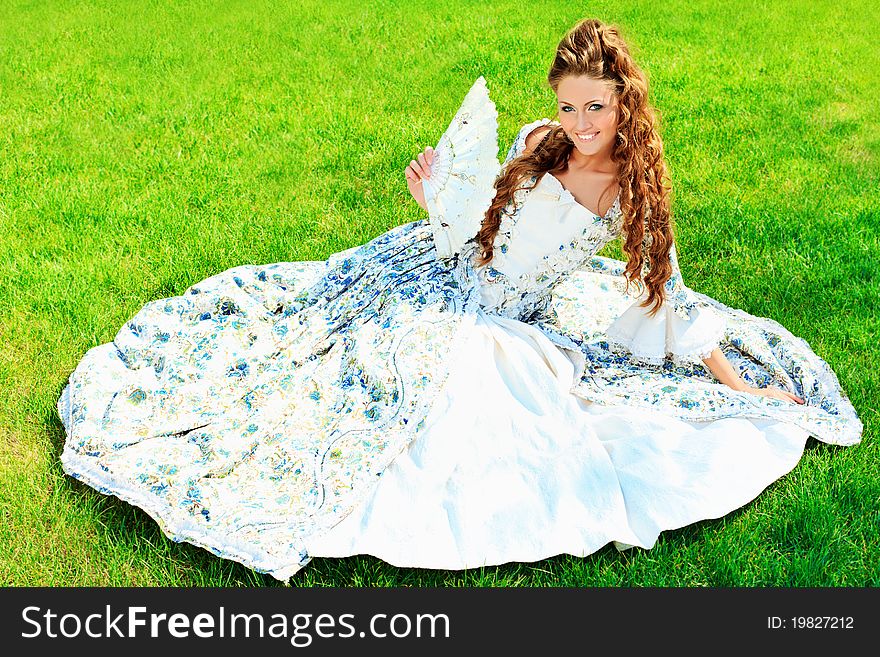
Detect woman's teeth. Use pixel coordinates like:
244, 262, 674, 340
576, 131, 599, 142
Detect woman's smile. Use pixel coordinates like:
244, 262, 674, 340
556, 75, 619, 160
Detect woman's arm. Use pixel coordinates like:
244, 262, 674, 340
606, 233, 805, 406
702, 348, 804, 404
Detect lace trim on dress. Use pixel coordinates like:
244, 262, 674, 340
604, 305, 727, 367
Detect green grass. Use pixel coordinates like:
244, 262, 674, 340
0, 0, 877, 587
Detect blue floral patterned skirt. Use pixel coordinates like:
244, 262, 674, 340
57, 219, 862, 579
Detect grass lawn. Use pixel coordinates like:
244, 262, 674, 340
0, 0, 876, 586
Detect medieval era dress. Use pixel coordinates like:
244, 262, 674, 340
57, 80, 863, 582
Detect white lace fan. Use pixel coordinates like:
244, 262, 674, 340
422, 75, 501, 259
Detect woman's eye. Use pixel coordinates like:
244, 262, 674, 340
561, 104, 603, 112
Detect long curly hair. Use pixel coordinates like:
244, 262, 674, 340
475, 18, 674, 314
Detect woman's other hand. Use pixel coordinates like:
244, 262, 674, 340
745, 385, 805, 405
702, 349, 805, 405
404, 146, 434, 212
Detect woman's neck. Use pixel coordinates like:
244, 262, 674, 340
567, 148, 616, 174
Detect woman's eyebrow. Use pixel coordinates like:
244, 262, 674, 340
559, 99, 603, 105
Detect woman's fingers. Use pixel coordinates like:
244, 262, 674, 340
405, 147, 435, 184
417, 150, 432, 178
406, 160, 426, 183
410, 157, 428, 180
772, 390, 792, 403
747, 385, 805, 405
772, 388, 804, 404
421, 145, 434, 173
767, 388, 805, 405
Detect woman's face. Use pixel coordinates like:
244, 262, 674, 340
555, 75, 619, 161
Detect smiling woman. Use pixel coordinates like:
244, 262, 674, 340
558, 78, 618, 148
550, 76, 621, 217
55, 14, 864, 582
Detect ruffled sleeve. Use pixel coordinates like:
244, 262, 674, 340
502, 118, 557, 168
602, 240, 727, 364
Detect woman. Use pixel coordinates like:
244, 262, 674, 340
58, 18, 862, 580
410, 28, 803, 405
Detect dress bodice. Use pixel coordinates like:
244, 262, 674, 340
443, 116, 727, 366
467, 168, 624, 323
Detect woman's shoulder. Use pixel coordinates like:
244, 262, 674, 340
523, 122, 555, 155
506, 118, 560, 163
